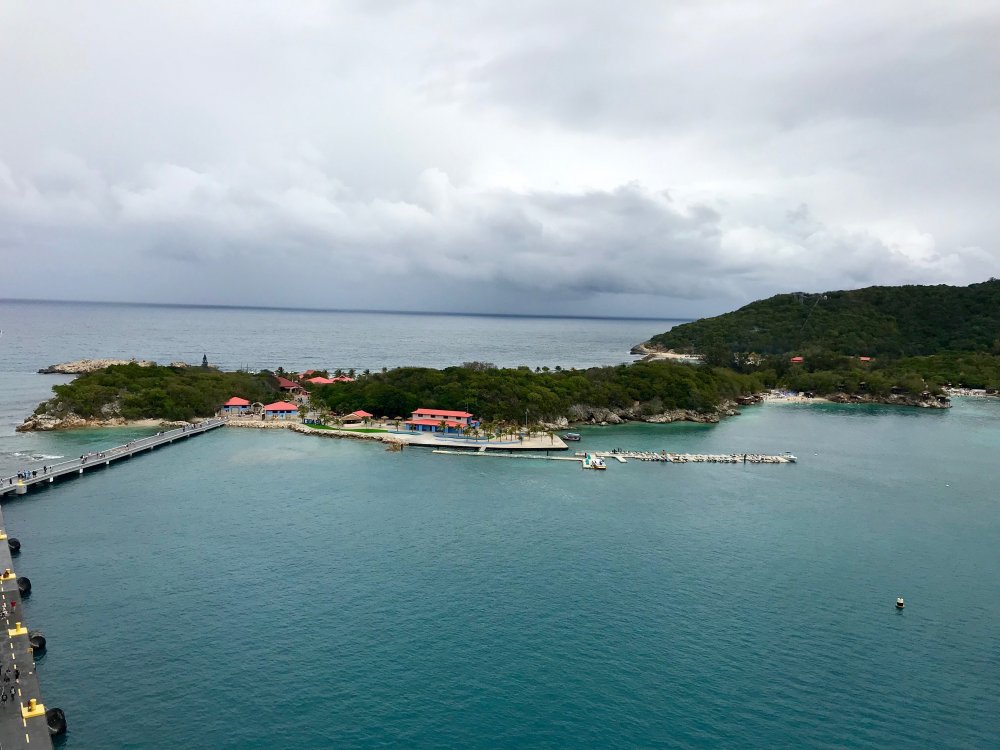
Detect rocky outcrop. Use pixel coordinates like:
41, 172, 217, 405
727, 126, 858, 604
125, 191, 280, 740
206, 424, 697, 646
16, 414, 170, 431
567, 400, 739, 426
37, 358, 156, 374
16, 413, 90, 431
825, 392, 951, 408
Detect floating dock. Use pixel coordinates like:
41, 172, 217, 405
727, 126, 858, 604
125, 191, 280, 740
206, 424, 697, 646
0, 506, 55, 748
0, 419, 225, 498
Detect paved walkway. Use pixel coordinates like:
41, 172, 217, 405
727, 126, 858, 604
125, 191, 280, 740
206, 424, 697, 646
0, 507, 53, 749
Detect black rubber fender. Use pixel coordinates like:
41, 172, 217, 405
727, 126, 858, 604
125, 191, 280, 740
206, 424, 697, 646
28, 630, 46, 652
7, 538, 20, 554
46, 707, 67, 736
16, 577, 30, 596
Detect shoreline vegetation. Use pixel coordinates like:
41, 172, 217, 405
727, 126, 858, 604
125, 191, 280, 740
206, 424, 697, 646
19, 281, 1000, 433
18, 359, 758, 432
633, 279, 1000, 404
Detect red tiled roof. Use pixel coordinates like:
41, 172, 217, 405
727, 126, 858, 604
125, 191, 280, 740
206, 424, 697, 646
412, 408, 473, 418
264, 401, 299, 411
276, 376, 299, 389
351, 410, 373, 418
332, 376, 354, 382
859, 356, 873, 362
300, 370, 317, 377
223, 397, 250, 406
790, 356, 804, 363
306, 377, 336, 384
406, 419, 465, 428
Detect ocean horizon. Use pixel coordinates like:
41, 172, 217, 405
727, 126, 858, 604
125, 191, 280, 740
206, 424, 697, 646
0, 297, 693, 323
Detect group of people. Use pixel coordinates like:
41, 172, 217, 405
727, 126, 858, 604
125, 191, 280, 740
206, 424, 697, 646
0, 601, 21, 709
0, 674, 19, 707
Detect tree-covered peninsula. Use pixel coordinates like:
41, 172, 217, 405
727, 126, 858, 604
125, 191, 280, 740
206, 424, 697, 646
639, 279, 1000, 396
20, 360, 764, 430
21, 363, 278, 429
309, 361, 761, 424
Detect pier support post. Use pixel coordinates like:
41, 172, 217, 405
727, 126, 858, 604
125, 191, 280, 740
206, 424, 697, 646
15, 484, 27, 495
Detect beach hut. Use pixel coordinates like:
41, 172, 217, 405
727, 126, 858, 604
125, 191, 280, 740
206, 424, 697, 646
222, 396, 250, 415
264, 401, 300, 420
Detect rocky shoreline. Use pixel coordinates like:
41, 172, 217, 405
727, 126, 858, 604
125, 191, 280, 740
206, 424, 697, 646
16, 413, 206, 432
825, 391, 950, 408
37, 358, 161, 374
628, 342, 704, 363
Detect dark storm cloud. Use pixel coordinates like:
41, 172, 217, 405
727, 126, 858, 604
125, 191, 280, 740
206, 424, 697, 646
0, 1, 996, 315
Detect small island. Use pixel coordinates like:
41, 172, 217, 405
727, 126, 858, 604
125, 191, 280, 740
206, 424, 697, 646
19, 280, 1000, 434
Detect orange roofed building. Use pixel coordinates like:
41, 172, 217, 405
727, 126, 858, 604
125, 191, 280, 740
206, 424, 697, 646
264, 401, 300, 420
222, 397, 250, 414
404, 408, 476, 435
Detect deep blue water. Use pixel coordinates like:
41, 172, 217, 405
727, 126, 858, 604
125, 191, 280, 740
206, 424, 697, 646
0, 301, 999, 748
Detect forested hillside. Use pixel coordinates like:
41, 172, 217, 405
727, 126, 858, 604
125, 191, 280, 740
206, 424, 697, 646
310, 362, 761, 422
647, 279, 1000, 357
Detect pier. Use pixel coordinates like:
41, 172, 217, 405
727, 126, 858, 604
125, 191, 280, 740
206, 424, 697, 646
0, 419, 225, 498
0, 505, 55, 748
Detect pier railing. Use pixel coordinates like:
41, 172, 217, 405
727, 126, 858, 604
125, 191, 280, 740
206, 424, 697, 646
1, 419, 225, 497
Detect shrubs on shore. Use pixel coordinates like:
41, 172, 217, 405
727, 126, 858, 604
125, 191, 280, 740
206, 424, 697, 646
37, 363, 277, 422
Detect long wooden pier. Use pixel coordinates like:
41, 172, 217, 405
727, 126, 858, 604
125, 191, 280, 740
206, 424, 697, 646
0, 418, 225, 498
0, 505, 55, 748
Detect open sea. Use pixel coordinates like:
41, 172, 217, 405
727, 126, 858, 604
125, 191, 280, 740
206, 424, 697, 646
0, 300, 998, 749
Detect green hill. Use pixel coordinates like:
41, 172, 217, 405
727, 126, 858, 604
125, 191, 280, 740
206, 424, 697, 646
647, 279, 1000, 357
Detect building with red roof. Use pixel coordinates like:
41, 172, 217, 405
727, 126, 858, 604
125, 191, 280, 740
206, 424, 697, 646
790, 356, 804, 363
404, 407, 476, 434
264, 401, 300, 420
222, 396, 250, 414
306, 376, 336, 385
275, 376, 303, 392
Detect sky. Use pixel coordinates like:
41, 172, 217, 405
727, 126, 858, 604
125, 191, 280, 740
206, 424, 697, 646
0, 0, 997, 318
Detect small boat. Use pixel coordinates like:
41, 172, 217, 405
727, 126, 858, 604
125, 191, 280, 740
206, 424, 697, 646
582, 454, 606, 470
563, 432, 581, 441
895, 597, 905, 610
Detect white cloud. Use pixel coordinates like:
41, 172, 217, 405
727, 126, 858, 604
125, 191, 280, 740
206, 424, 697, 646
0, 1, 996, 316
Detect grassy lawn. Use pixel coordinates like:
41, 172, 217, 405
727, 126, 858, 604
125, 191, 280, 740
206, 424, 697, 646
304, 424, 388, 433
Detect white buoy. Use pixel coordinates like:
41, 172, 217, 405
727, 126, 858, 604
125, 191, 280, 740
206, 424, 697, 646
896, 597, 905, 610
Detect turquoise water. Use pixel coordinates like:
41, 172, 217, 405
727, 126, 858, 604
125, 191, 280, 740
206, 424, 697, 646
4, 399, 999, 748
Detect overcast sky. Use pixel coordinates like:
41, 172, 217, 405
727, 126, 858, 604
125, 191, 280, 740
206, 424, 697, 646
1, 1, 997, 317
